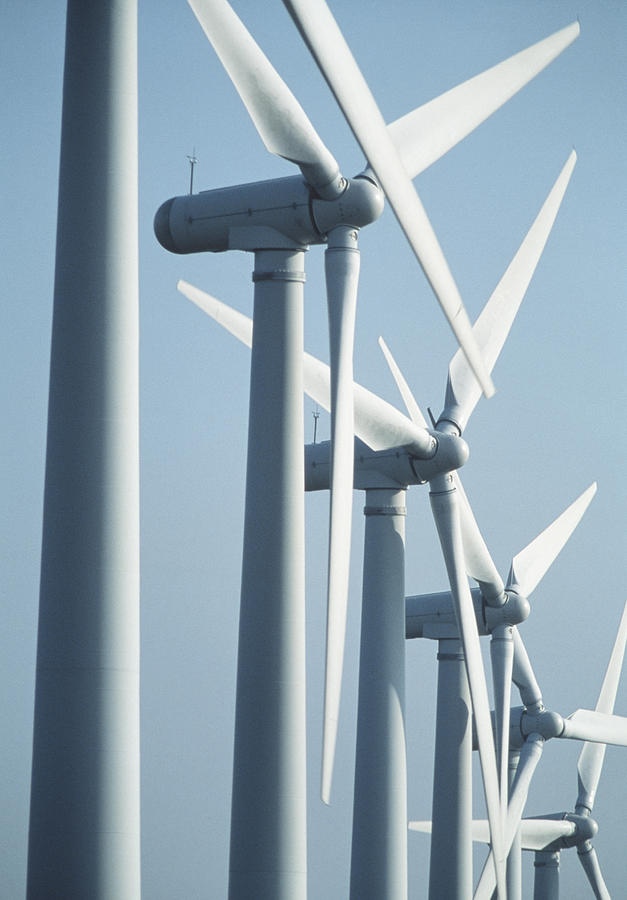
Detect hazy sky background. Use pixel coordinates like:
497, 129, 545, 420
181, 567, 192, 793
2, 1, 626, 896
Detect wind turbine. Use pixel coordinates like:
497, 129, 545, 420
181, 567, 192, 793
27, 1, 140, 897
448, 600, 627, 899
524, 596, 626, 900
379, 151, 576, 899
407, 479, 599, 897
467, 609, 627, 899
157, 4, 580, 893
155, 3, 580, 842
178, 146, 576, 898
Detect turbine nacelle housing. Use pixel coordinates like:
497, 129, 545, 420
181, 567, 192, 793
304, 433, 467, 492
406, 587, 529, 640
154, 174, 383, 254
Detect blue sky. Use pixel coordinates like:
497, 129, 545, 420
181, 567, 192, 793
2, 1, 626, 896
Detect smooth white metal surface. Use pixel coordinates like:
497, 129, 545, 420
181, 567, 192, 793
429, 638, 472, 900
350, 488, 408, 900
228, 249, 307, 900
321, 226, 360, 804
27, 2, 140, 897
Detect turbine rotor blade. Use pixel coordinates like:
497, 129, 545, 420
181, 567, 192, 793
512, 626, 543, 709
443, 151, 577, 433
414, 814, 575, 851
561, 709, 627, 747
491, 626, 514, 812
518, 818, 575, 852
321, 227, 360, 803
179, 279, 253, 345
188, 0, 343, 198
577, 844, 611, 900
282, 0, 495, 398
577, 599, 627, 811
508, 482, 597, 596
408, 820, 432, 835
388, 23, 579, 180
452, 472, 504, 598
377, 336, 428, 428
429, 478, 506, 898
177, 280, 434, 455
506, 734, 545, 849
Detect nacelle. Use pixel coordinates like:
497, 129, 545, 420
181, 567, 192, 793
305, 434, 467, 493
405, 588, 486, 639
154, 174, 383, 254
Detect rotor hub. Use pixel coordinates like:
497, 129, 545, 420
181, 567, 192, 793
521, 707, 564, 740
484, 590, 530, 630
311, 175, 384, 237
564, 813, 598, 847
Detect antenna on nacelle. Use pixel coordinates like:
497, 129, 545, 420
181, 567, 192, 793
313, 405, 320, 444
187, 148, 198, 194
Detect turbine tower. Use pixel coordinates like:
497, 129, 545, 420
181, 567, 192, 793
27, 1, 140, 897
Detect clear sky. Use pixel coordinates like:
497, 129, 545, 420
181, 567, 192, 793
1, 1, 626, 897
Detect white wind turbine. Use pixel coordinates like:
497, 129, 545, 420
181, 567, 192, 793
524, 599, 627, 900
373, 152, 577, 899
155, 6, 581, 860
178, 147, 576, 898
407, 479, 599, 898
470, 603, 627, 900
445, 599, 627, 899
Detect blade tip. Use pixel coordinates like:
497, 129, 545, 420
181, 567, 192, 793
483, 377, 496, 400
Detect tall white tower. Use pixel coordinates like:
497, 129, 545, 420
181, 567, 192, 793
27, 2, 140, 897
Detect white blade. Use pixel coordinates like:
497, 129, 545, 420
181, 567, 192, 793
412, 815, 574, 851
453, 472, 504, 595
321, 233, 360, 803
512, 626, 543, 708
429, 482, 506, 898
471, 819, 491, 845
177, 279, 434, 455
561, 709, 627, 746
188, 0, 342, 198
506, 735, 545, 849
491, 627, 514, 813
408, 820, 432, 835
518, 819, 575, 852
578, 845, 611, 900
377, 336, 428, 429
179, 279, 253, 346
283, 0, 495, 399
444, 151, 577, 432
388, 23, 579, 180
508, 482, 597, 596
474, 734, 544, 900
578, 599, 627, 811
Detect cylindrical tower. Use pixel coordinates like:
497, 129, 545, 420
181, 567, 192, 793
228, 248, 307, 900
350, 487, 408, 900
27, 1, 140, 897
